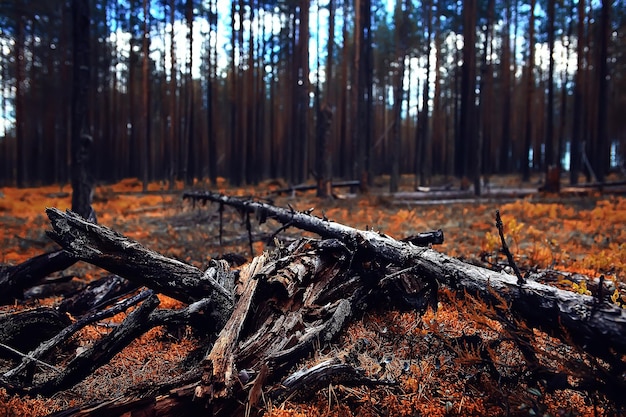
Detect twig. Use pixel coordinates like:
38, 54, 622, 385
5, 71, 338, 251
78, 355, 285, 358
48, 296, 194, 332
0, 343, 61, 373
495, 210, 525, 285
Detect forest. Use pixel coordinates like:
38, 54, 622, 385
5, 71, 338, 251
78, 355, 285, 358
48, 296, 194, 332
2, 0, 626, 416
0, 0, 625, 191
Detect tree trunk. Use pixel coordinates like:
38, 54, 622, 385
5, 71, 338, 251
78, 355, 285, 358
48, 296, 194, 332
460, 0, 478, 193
594, 0, 610, 183
522, 0, 536, 183
545, 0, 556, 172
168, 0, 177, 189
71, 0, 93, 219
570, 0, 585, 185
499, 0, 513, 174
141, 0, 150, 192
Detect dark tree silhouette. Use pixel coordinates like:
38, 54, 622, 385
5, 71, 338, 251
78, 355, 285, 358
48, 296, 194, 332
70, 0, 93, 220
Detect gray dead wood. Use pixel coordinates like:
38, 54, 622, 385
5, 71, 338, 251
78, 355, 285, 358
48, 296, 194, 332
48, 236, 394, 416
184, 191, 626, 362
45, 207, 235, 328
2, 289, 152, 382
0, 308, 71, 356
0, 250, 77, 304
24, 293, 217, 397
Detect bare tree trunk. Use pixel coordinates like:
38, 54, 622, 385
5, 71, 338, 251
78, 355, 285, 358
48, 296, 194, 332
71, 0, 93, 219
184, 0, 195, 185
460, 0, 479, 193
570, 0, 585, 184
594, 0, 611, 183
141, 0, 150, 192
416, 0, 433, 187
168, 0, 177, 189
15, 8, 26, 187
545, 0, 556, 172
522, 0, 536, 182
498, 0, 512, 174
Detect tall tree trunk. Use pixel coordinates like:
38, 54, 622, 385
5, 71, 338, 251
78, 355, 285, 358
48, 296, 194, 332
416, 0, 433, 187
71, 0, 93, 219
362, 0, 373, 189
316, 0, 335, 198
352, 0, 361, 185
207, 0, 218, 185
522, 0, 536, 182
15, 8, 26, 187
498, 0, 511, 174
557, 1, 574, 173
185, 0, 194, 185
245, 3, 256, 184
431, 1, 443, 176
168, 0, 177, 189
389, 0, 405, 193
594, 0, 610, 183
460, 0, 478, 193
479, 0, 495, 178
291, 0, 310, 183
545, 0, 556, 171
570, 0, 585, 184
141, 0, 151, 192
338, 7, 350, 179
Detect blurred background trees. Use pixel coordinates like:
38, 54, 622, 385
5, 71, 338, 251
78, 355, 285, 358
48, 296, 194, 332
0, 0, 625, 190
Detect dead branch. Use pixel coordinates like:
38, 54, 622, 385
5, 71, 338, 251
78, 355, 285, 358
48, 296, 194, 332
45, 207, 235, 328
183, 191, 626, 363
0, 250, 77, 304
3, 289, 152, 382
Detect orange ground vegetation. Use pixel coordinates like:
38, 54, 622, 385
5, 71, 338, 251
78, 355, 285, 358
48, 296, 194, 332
0, 176, 625, 416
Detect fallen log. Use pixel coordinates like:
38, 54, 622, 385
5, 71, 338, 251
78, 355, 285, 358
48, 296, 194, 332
270, 180, 361, 196
45, 207, 235, 329
184, 191, 626, 363
0, 250, 77, 304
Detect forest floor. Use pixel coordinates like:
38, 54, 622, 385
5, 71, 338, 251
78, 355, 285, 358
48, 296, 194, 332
0, 174, 625, 416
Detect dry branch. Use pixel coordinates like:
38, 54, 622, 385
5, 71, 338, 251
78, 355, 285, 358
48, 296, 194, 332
184, 191, 626, 362
45, 207, 235, 328
0, 250, 76, 304
3, 289, 153, 381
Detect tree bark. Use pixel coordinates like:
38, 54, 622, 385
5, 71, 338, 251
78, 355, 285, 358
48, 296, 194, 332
45, 207, 235, 327
0, 250, 76, 304
183, 191, 626, 362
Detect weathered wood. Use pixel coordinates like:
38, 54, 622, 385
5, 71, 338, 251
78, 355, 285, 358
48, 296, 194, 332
270, 358, 396, 403
26, 292, 220, 397
198, 253, 269, 402
270, 180, 361, 196
0, 250, 77, 304
58, 274, 138, 316
183, 191, 626, 362
2, 290, 153, 382
0, 308, 71, 355
46, 207, 235, 327
35, 293, 161, 396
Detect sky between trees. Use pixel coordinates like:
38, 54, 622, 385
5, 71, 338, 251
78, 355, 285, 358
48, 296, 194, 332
0, 0, 624, 192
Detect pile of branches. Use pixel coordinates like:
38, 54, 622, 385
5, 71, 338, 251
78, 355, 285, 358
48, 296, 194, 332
0, 191, 624, 415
